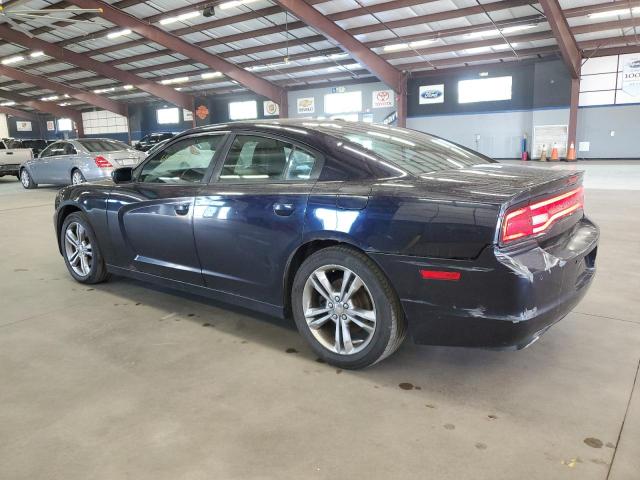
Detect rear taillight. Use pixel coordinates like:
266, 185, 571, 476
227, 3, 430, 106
501, 186, 584, 244
94, 155, 113, 168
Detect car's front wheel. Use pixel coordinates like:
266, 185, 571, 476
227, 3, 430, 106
292, 246, 406, 369
20, 168, 37, 189
60, 212, 109, 284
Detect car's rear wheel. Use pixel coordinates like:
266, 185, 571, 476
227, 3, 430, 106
71, 169, 85, 185
292, 246, 406, 369
60, 212, 109, 284
20, 168, 37, 189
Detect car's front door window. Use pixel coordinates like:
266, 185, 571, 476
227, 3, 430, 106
137, 135, 224, 184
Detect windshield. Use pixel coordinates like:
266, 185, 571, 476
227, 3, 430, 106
77, 139, 126, 152
299, 122, 493, 175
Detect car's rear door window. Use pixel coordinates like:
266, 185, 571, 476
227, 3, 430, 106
219, 135, 317, 182
137, 135, 224, 184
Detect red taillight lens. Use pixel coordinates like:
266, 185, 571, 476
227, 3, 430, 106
420, 270, 461, 281
94, 155, 113, 168
501, 186, 584, 244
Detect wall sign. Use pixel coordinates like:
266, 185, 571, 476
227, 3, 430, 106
46, 120, 55, 131
372, 89, 394, 108
297, 97, 315, 114
195, 105, 209, 120
382, 111, 397, 125
622, 55, 640, 97
263, 100, 280, 116
419, 84, 445, 104
331, 86, 346, 93
16, 121, 32, 132
183, 109, 193, 121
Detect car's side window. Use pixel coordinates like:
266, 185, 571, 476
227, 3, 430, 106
0, 142, 5, 150
43, 142, 64, 157
137, 135, 224, 184
219, 135, 317, 182
63, 143, 77, 155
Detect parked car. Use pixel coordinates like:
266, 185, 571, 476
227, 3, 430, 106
53, 120, 598, 369
134, 132, 174, 152
6, 138, 49, 156
0, 139, 33, 179
143, 137, 171, 158
20, 138, 146, 188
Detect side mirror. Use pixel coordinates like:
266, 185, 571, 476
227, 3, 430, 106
112, 167, 133, 184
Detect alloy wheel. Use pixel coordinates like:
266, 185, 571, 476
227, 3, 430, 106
20, 170, 30, 188
302, 265, 377, 355
63, 221, 93, 277
72, 170, 84, 185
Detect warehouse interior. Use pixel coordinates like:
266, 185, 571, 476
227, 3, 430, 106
0, 0, 639, 479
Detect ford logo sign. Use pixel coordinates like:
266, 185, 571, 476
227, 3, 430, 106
421, 89, 443, 99
628, 60, 640, 69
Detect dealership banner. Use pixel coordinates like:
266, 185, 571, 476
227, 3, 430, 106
419, 84, 444, 104
297, 97, 315, 114
16, 121, 32, 132
372, 90, 394, 108
622, 55, 640, 97
46, 120, 55, 131
263, 100, 279, 116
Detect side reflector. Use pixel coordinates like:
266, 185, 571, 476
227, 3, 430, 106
420, 270, 461, 281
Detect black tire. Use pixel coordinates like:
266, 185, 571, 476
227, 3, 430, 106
291, 246, 406, 369
71, 169, 86, 185
60, 212, 110, 284
20, 168, 37, 189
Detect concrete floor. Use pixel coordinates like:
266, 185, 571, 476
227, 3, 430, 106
1, 162, 639, 480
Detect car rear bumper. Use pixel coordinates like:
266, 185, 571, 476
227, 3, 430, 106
369, 216, 599, 349
0, 164, 20, 176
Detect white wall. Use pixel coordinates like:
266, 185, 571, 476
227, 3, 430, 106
0, 114, 9, 138
82, 110, 128, 135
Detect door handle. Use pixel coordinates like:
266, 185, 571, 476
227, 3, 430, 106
174, 203, 190, 215
6, 151, 13, 155
273, 202, 295, 216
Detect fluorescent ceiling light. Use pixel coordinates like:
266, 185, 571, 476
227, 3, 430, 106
160, 10, 200, 25
63, 94, 70, 98
409, 39, 436, 48
161, 76, 190, 85
41, 95, 59, 101
383, 43, 409, 52
479, 72, 489, 77
58, 102, 69, 106
219, 0, 259, 10
201, 71, 222, 79
107, 29, 131, 40
466, 24, 536, 38
1, 55, 24, 65
466, 29, 499, 38
501, 24, 536, 34
0, 101, 16, 106
465, 46, 492, 54
30, 51, 45, 58
123, 84, 134, 90
94, 87, 116, 94
588, 7, 639, 18
493, 43, 519, 50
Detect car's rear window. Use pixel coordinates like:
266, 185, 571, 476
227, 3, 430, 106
299, 122, 493, 175
77, 139, 125, 152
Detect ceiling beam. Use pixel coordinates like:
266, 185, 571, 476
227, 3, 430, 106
274, 0, 404, 89
67, 0, 287, 107
0, 24, 194, 111
0, 64, 127, 117
538, 0, 582, 78
0, 90, 83, 135
0, 105, 38, 121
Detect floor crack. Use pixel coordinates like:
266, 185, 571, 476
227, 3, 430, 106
606, 357, 640, 480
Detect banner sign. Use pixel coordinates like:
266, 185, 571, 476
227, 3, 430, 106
263, 100, 279, 116
16, 121, 32, 132
622, 56, 640, 97
183, 109, 193, 121
372, 89, 394, 108
419, 84, 444, 104
46, 120, 55, 131
297, 97, 315, 114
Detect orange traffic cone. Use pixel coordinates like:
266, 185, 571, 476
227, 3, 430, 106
550, 144, 559, 161
567, 142, 576, 161
540, 145, 547, 162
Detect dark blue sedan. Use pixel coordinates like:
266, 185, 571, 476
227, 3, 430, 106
54, 120, 598, 369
